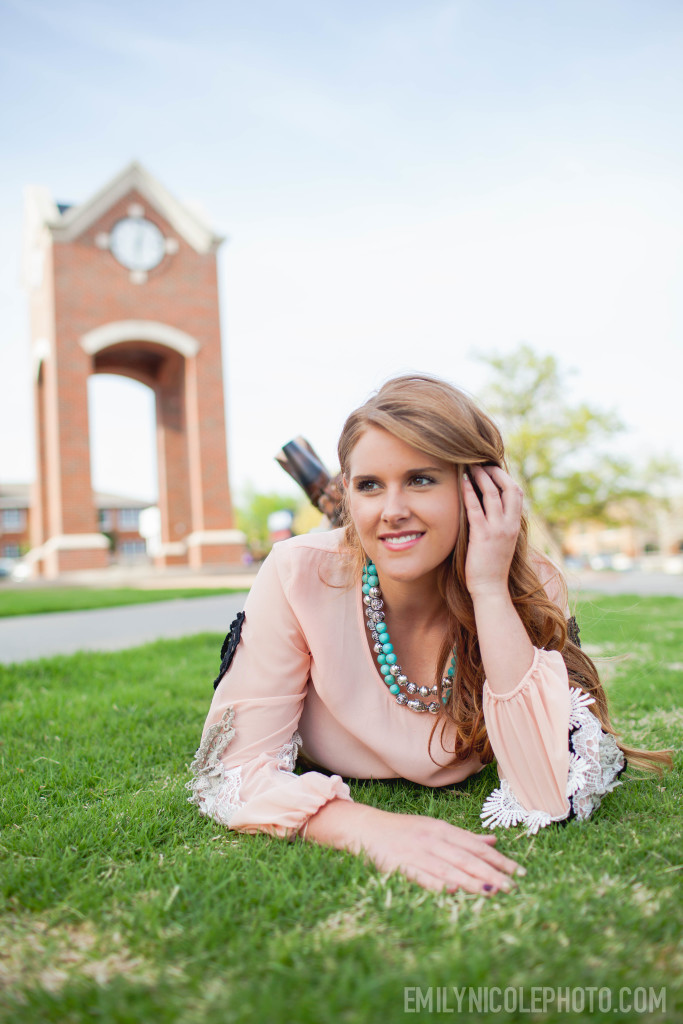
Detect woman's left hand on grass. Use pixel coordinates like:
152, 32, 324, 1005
463, 465, 525, 598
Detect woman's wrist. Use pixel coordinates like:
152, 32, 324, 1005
302, 798, 384, 854
468, 582, 514, 608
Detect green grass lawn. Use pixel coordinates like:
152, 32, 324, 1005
0, 587, 242, 618
0, 595, 681, 1023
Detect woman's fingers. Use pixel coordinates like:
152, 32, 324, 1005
446, 827, 522, 876
461, 473, 487, 517
481, 465, 525, 516
394, 843, 519, 896
395, 863, 488, 894
427, 842, 517, 893
366, 814, 525, 895
385, 858, 513, 896
465, 466, 524, 532
470, 466, 505, 511
463, 468, 501, 522
436, 825, 523, 887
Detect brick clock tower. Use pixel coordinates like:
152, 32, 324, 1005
23, 162, 245, 577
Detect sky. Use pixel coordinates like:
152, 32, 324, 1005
1, 0, 682, 505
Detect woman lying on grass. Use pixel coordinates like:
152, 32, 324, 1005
187, 374, 670, 894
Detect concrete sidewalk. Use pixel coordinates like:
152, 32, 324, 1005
0, 592, 247, 665
568, 569, 683, 598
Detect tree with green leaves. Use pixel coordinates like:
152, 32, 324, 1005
235, 489, 298, 556
235, 488, 324, 557
476, 344, 679, 552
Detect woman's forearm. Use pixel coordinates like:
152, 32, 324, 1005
471, 589, 535, 695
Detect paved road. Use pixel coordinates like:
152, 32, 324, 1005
0, 593, 247, 665
1, 571, 681, 665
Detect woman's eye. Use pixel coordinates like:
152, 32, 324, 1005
411, 475, 435, 487
356, 480, 380, 492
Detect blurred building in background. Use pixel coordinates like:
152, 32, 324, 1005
562, 498, 683, 572
21, 162, 245, 578
0, 484, 152, 564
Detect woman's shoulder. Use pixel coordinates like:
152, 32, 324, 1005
268, 528, 352, 588
272, 528, 346, 559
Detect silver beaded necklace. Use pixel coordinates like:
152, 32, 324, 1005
362, 560, 455, 714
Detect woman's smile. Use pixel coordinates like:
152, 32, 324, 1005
379, 531, 425, 550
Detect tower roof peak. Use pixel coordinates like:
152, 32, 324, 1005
26, 161, 224, 254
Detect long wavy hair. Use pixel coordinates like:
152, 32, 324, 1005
337, 373, 670, 773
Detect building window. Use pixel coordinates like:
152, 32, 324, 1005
2, 509, 25, 531
2, 543, 20, 558
118, 508, 140, 530
120, 540, 146, 556
98, 509, 113, 531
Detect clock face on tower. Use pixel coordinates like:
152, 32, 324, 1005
109, 217, 166, 271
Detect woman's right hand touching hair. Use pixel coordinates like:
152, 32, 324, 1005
302, 799, 523, 894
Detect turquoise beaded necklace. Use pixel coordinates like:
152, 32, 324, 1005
362, 560, 455, 714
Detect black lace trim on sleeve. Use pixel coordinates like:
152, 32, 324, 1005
567, 615, 581, 648
213, 611, 246, 691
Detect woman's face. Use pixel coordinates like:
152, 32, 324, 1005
345, 426, 461, 588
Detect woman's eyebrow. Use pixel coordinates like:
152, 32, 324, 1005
350, 466, 445, 482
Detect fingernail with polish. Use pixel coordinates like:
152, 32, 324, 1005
516, 866, 527, 877
482, 883, 493, 892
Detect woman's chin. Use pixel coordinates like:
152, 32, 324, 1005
376, 560, 442, 589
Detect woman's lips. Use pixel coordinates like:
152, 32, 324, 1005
379, 531, 424, 550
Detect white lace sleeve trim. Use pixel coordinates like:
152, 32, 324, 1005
277, 731, 302, 773
185, 706, 302, 828
480, 687, 625, 835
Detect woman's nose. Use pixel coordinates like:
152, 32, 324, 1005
381, 486, 410, 522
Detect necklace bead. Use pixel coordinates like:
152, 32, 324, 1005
363, 560, 454, 714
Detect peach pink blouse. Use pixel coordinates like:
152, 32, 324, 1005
187, 530, 624, 837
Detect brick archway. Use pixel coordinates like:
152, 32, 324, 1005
25, 163, 245, 577
89, 326, 244, 570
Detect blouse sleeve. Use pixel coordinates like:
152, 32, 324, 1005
480, 596, 625, 835
185, 544, 353, 839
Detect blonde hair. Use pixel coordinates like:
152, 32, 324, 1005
337, 374, 671, 773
